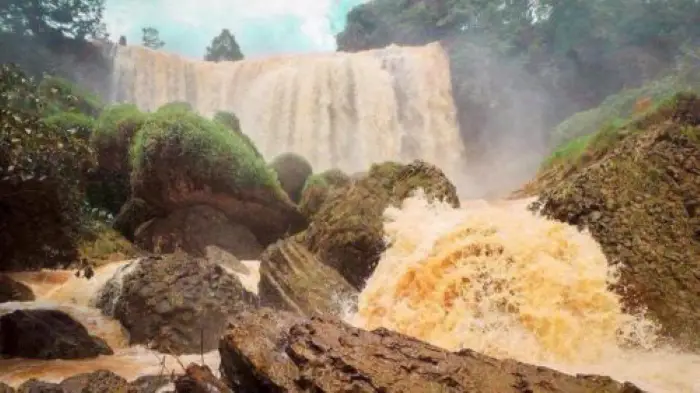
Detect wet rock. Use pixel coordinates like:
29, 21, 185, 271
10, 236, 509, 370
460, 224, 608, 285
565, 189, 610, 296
95, 252, 255, 355
298, 169, 351, 219
59, 370, 128, 393
16, 380, 63, 393
258, 235, 357, 316
134, 205, 263, 260
174, 364, 231, 393
0, 275, 34, 303
0, 382, 14, 393
305, 160, 460, 288
127, 376, 172, 393
218, 308, 642, 393
270, 153, 313, 204
0, 309, 112, 360
112, 198, 163, 241
533, 93, 700, 347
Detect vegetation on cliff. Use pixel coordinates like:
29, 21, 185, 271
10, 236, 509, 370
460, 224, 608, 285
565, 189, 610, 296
213, 110, 262, 159
531, 92, 700, 348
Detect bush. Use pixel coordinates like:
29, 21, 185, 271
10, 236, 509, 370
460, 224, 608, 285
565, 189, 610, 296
213, 110, 262, 159
41, 111, 95, 140
38, 76, 103, 117
0, 64, 94, 271
156, 101, 193, 114
130, 108, 280, 194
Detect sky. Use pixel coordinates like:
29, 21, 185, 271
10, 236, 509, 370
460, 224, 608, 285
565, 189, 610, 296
103, 0, 368, 59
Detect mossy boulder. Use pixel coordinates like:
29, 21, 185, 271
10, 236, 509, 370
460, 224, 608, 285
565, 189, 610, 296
299, 169, 351, 218
532, 92, 700, 348
156, 101, 193, 114
130, 109, 307, 245
270, 153, 313, 203
213, 110, 262, 159
304, 160, 459, 288
88, 104, 148, 215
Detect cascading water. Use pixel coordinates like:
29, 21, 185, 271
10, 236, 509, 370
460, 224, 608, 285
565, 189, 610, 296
107, 42, 465, 177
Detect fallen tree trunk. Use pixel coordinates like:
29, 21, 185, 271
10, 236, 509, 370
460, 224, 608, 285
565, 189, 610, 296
219, 308, 644, 393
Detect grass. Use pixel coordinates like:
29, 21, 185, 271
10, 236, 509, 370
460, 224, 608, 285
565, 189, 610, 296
91, 103, 147, 148
130, 108, 281, 191
38, 76, 104, 117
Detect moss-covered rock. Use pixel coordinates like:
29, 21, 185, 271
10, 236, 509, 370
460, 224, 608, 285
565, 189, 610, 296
87, 104, 148, 215
270, 153, 313, 203
532, 92, 700, 348
77, 223, 139, 265
156, 101, 193, 114
213, 110, 262, 159
299, 169, 351, 218
304, 160, 459, 288
130, 109, 306, 245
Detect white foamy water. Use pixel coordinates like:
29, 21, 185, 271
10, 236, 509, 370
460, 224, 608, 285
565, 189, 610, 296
347, 191, 700, 392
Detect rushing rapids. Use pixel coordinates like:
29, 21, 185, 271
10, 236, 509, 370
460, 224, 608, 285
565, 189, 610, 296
105, 43, 465, 177
1, 196, 699, 391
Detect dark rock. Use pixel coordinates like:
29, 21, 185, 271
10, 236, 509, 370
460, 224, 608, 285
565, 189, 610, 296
258, 235, 357, 316
95, 253, 254, 355
270, 153, 313, 204
0, 309, 112, 360
0, 275, 35, 303
59, 370, 128, 393
127, 375, 172, 393
218, 308, 643, 393
174, 364, 231, 393
112, 198, 163, 242
0, 382, 14, 393
134, 205, 263, 260
16, 380, 63, 393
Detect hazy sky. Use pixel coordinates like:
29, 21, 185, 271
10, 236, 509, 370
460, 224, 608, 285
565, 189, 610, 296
103, 0, 368, 59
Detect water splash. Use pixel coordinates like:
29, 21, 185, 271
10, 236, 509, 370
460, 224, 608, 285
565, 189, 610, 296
347, 190, 700, 392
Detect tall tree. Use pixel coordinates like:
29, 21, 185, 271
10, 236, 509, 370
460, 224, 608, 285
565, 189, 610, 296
0, 0, 107, 41
204, 29, 244, 62
141, 26, 165, 49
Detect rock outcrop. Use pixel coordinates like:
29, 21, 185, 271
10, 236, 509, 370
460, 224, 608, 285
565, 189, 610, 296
218, 308, 642, 393
304, 160, 460, 288
258, 235, 357, 316
0, 275, 34, 303
134, 205, 263, 260
532, 93, 700, 347
298, 169, 351, 219
95, 253, 254, 354
0, 309, 112, 359
112, 197, 163, 241
130, 110, 307, 245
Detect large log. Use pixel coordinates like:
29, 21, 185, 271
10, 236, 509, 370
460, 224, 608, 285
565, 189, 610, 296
219, 308, 644, 393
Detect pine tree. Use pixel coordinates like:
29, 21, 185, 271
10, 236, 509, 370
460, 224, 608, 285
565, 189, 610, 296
204, 29, 244, 62
141, 26, 165, 49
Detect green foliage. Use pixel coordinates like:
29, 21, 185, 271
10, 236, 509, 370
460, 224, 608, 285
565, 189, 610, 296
38, 76, 103, 117
130, 108, 280, 192
0, 63, 95, 270
213, 110, 263, 159
205, 28, 244, 62
92, 103, 147, 150
156, 101, 193, 114
142, 26, 165, 49
41, 111, 96, 140
0, 0, 108, 41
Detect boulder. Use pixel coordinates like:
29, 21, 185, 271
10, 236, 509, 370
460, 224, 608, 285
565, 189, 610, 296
130, 109, 307, 245
0, 275, 34, 303
134, 205, 263, 260
174, 364, 231, 393
298, 169, 351, 218
0, 309, 112, 360
258, 235, 357, 317
59, 370, 129, 393
270, 153, 313, 203
532, 93, 700, 347
16, 380, 63, 393
94, 253, 255, 354
218, 308, 643, 393
0, 382, 13, 393
304, 160, 459, 288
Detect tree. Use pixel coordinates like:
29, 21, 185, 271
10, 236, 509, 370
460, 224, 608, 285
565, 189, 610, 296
204, 29, 244, 62
0, 0, 107, 41
142, 26, 165, 49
